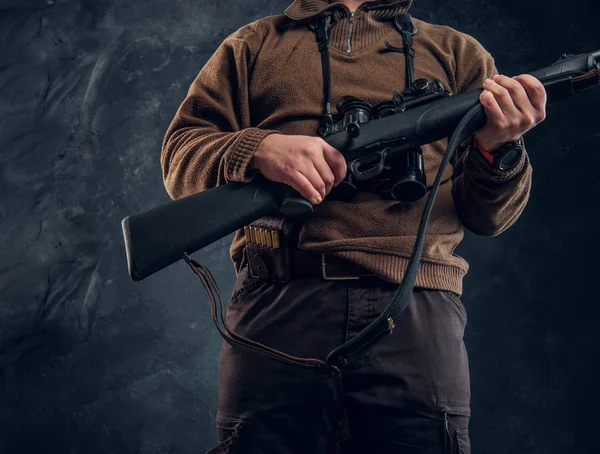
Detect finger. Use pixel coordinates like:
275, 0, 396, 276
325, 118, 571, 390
492, 74, 533, 115
301, 164, 327, 201
321, 143, 348, 186
479, 89, 505, 125
513, 74, 547, 120
483, 77, 520, 118
310, 141, 337, 194
312, 156, 336, 195
289, 171, 323, 205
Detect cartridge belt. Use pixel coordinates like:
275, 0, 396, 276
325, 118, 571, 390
243, 218, 376, 282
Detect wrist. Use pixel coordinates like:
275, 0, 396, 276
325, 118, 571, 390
473, 135, 523, 165
475, 135, 523, 152
473, 136, 495, 165
473, 136, 525, 173
251, 134, 278, 170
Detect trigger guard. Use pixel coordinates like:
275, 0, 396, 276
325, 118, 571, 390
350, 148, 390, 181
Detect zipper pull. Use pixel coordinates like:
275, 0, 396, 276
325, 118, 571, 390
443, 412, 451, 453
347, 12, 355, 53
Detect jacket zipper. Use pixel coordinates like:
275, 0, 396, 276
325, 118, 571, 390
346, 11, 355, 53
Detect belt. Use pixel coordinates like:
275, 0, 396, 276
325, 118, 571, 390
288, 249, 377, 280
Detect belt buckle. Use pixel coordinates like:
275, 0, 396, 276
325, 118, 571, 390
321, 253, 360, 281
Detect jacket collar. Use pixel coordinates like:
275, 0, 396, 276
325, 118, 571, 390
284, 0, 413, 21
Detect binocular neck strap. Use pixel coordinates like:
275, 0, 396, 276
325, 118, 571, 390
308, 12, 418, 137
390, 13, 417, 90
309, 14, 335, 137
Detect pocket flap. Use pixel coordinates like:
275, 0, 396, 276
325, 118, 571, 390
438, 403, 471, 417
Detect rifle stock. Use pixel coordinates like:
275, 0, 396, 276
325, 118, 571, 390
122, 178, 287, 281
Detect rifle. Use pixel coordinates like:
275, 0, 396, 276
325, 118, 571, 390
122, 50, 600, 283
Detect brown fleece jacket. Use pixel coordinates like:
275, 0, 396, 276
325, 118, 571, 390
161, 0, 532, 295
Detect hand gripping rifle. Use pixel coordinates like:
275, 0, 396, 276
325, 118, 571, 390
121, 50, 600, 374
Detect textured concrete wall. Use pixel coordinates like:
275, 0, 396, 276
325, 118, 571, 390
0, 0, 598, 452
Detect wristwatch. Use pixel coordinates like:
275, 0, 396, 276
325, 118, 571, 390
491, 138, 524, 171
475, 137, 524, 171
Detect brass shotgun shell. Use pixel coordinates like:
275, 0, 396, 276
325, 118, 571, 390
271, 230, 280, 249
265, 229, 273, 248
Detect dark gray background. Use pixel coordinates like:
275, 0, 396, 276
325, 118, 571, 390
0, 0, 598, 453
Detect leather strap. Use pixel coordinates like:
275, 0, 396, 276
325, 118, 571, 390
182, 253, 336, 376
572, 67, 600, 93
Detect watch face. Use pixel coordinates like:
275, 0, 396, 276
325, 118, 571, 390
497, 147, 523, 171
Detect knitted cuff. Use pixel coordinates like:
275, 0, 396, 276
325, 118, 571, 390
225, 128, 280, 183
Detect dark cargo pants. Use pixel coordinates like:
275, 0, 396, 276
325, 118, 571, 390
206, 266, 471, 454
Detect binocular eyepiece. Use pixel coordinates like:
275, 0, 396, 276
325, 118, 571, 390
328, 92, 428, 203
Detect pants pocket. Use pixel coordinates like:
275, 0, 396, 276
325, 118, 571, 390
455, 428, 470, 454
441, 290, 468, 322
229, 266, 264, 306
439, 406, 470, 454
204, 417, 245, 454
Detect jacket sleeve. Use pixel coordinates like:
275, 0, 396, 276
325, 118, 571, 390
161, 25, 280, 200
450, 42, 533, 237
